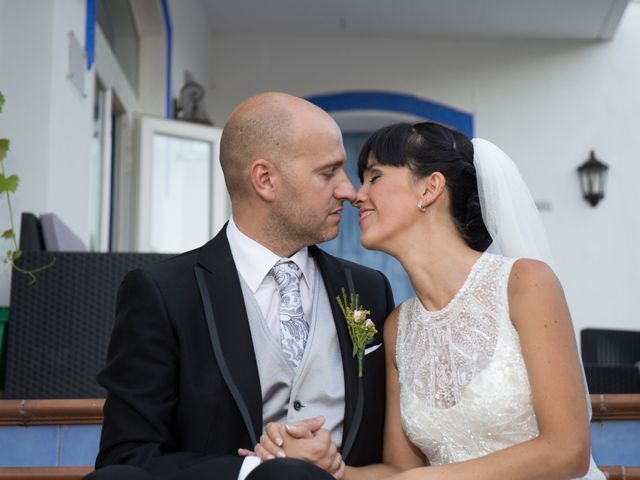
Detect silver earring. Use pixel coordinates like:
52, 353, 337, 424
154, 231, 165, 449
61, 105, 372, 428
417, 200, 427, 212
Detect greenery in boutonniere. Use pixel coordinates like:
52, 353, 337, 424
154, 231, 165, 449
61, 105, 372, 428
336, 288, 377, 377
0, 90, 55, 284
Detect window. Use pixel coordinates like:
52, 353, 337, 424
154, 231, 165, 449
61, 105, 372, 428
89, 80, 108, 250
96, 0, 140, 92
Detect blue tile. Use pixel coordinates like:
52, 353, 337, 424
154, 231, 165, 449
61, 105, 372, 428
591, 421, 640, 466
59, 425, 101, 466
0, 425, 58, 466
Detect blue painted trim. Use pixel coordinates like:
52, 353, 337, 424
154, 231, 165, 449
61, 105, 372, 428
85, 0, 96, 70
591, 420, 640, 466
59, 425, 102, 466
0, 424, 101, 467
160, 0, 173, 118
306, 91, 474, 137
0, 425, 59, 466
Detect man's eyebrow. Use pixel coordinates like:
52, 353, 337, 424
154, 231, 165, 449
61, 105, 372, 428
314, 159, 344, 171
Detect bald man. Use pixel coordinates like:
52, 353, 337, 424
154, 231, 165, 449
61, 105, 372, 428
89, 93, 394, 480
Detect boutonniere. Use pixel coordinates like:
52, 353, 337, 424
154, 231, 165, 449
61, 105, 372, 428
336, 288, 377, 377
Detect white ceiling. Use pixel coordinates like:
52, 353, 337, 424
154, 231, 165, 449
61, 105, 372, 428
202, 0, 630, 41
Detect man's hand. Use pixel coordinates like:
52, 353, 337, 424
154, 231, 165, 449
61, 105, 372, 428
238, 416, 345, 478
236, 416, 324, 460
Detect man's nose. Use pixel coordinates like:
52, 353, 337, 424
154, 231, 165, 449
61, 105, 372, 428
334, 170, 356, 203
353, 184, 367, 207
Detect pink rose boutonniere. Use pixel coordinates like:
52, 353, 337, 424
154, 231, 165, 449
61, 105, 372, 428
336, 288, 377, 377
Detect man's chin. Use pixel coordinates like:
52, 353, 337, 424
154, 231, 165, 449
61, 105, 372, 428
317, 227, 340, 244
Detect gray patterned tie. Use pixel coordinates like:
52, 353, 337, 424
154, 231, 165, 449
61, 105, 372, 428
271, 261, 309, 370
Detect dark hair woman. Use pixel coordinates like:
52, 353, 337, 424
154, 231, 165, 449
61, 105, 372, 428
348, 121, 603, 480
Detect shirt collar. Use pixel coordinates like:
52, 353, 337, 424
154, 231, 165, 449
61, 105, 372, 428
226, 217, 311, 293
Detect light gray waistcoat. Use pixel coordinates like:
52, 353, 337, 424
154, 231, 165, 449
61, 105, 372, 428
239, 267, 345, 446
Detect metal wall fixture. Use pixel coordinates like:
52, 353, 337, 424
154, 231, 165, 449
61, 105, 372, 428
173, 81, 212, 126
577, 150, 609, 207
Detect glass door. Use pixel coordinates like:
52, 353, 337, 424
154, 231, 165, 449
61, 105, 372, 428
136, 117, 228, 253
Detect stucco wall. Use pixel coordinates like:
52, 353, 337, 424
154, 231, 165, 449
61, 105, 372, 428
207, 4, 640, 335
1, 0, 638, 334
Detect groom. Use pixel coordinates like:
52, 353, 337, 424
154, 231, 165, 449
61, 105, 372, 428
88, 92, 394, 480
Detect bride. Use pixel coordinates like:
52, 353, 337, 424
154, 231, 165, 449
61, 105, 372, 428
252, 121, 605, 480
348, 121, 605, 480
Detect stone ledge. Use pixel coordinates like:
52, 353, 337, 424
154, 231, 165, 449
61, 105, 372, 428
0, 399, 104, 425
601, 466, 640, 480
591, 394, 640, 421
0, 394, 636, 425
0, 466, 637, 480
0, 467, 94, 479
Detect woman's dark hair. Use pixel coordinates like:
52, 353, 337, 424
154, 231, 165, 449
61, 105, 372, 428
357, 121, 492, 252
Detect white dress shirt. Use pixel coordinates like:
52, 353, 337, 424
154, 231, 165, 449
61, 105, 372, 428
227, 217, 316, 333
226, 217, 317, 479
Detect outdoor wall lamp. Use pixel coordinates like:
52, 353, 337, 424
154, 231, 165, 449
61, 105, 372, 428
577, 150, 609, 207
173, 81, 212, 126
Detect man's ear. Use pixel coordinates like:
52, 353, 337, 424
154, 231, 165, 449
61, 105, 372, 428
421, 172, 446, 207
250, 159, 277, 202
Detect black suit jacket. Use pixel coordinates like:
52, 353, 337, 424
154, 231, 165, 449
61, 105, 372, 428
96, 226, 394, 480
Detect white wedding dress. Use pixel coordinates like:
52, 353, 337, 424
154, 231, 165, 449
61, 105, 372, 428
396, 252, 605, 479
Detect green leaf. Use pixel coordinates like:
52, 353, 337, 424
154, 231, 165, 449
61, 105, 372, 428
0, 173, 19, 194
0, 138, 9, 162
0, 91, 4, 113
1, 229, 15, 240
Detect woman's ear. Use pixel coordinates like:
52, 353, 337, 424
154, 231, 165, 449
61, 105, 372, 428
421, 172, 446, 207
250, 159, 277, 202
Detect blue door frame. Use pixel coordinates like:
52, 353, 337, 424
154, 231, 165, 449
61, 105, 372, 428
308, 91, 474, 304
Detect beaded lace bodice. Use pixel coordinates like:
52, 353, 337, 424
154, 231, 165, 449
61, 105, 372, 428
396, 252, 604, 479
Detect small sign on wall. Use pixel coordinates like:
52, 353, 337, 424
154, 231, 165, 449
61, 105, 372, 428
535, 200, 552, 212
67, 31, 86, 98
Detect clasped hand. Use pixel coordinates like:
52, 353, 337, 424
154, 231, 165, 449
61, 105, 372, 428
238, 416, 345, 479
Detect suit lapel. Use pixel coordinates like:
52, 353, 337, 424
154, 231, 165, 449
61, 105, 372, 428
311, 246, 361, 459
195, 226, 262, 445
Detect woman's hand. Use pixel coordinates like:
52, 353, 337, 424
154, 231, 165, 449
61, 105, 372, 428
252, 416, 326, 459
238, 416, 346, 478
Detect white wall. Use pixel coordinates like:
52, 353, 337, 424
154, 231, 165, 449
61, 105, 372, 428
207, 4, 640, 335
0, 0, 213, 303
1, 0, 637, 334
0, 0, 93, 304
169, 0, 213, 115
0, 0, 54, 219
46, 0, 95, 241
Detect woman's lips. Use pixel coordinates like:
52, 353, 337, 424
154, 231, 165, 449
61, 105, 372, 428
359, 209, 373, 225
